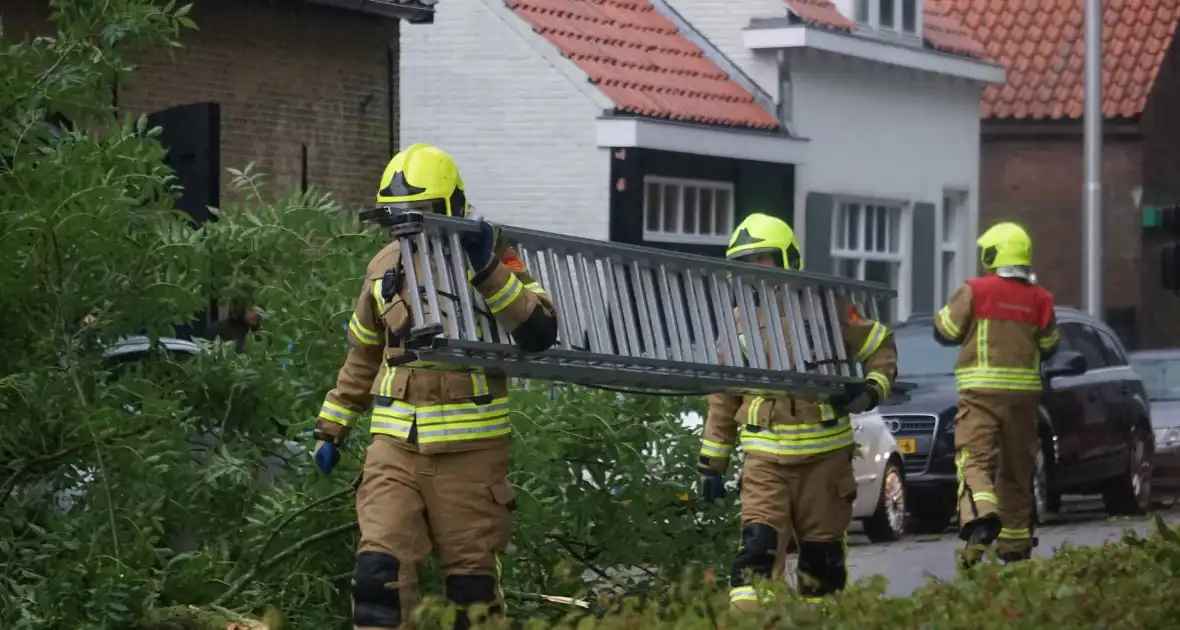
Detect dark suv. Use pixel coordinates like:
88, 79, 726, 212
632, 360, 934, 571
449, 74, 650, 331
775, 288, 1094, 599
881, 307, 1154, 532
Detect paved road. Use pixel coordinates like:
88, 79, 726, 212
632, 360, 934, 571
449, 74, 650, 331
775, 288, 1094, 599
841, 497, 1180, 596
571, 497, 1180, 603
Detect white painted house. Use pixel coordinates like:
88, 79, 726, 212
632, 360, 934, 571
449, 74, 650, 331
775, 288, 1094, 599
400, 0, 1005, 321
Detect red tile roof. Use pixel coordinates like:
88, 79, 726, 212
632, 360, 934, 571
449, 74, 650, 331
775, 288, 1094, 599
783, 0, 986, 59
507, 0, 781, 131
784, 0, 855, 32
943, 0, 1180, 120
923, 0, 986, 58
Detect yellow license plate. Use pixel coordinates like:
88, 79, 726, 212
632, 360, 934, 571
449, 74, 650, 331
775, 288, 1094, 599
897, 438, 917, 454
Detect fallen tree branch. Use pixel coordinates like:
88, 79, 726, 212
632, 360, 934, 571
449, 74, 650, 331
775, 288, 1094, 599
211, 521, 358, 608
3, 426, 142, 474
0, 426, 142, 507
545, 534, 622, 594
219, 474, 364, 609
503, 588, 593, 610
251, 474, 359, 566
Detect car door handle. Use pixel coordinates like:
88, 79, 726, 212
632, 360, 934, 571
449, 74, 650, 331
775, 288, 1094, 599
1086, 391, 1099, 403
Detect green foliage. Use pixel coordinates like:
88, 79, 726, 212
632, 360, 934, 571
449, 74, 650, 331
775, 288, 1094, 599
49, 517, 1180, 630
1, 4, 715, 629
456, 516, 1180, 630
5, 3, 1180, 630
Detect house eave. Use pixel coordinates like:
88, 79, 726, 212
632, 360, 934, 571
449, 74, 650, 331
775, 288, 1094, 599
743, 24, 1006, 84
301, 0, 437, 23
595, 117, 809, 165
982, 117, 1142, 137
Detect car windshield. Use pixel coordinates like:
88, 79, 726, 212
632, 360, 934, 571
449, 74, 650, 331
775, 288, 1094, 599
891, 324, 960, 378
1131, 357, 1180, 401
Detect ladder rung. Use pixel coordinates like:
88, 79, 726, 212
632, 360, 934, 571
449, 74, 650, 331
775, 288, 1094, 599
367, 210, 906, 399
395, 338, 854, 398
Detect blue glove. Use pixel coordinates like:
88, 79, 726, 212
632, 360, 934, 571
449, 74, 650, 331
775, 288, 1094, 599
699, 472, 727, 503
460, 220, 497, 273
314, 440, 339, 475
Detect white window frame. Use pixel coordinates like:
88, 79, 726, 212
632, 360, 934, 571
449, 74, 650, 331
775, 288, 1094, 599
938, 190, 968, 307
830, 197, 911, 321
853, 0, 923, 38
642, 175, 736, 246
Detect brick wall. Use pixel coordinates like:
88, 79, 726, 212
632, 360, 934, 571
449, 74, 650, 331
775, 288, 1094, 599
977, 28, 1180, 351
4, 0, 398, 210
979, 131, 1149, 341
981, 126, 1180, 351
1138, 29, 1180, 350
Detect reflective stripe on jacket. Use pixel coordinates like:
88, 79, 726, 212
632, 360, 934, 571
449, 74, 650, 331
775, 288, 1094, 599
699, 295, 898, 470
314, 237, 558, 454
738, 398, 855, 457
934, 274, 1059, 393
371, 396, 512, 444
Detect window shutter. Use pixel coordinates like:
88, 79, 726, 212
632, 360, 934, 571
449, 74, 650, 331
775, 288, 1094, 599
803, 193, 834, 273
911, 202, 936, 314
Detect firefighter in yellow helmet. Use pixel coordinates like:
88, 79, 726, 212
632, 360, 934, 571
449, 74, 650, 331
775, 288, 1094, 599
932, 221, 1059, 570
698, 213, 898, 609
311, 143, 559, 630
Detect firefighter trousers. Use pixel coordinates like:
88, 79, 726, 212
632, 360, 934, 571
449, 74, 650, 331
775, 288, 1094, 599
729, 446, 857, 610
954, 389, 1040, 558
352, 435, 517, 630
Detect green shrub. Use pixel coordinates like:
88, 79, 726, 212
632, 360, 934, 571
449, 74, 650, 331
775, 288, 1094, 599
450, 515, 1180, 630
2, 5, 717, 628
5, 3, 1180, 630
128, 516, 1180, 629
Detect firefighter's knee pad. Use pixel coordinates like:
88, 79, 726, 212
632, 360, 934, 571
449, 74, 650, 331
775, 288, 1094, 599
959, 513, 1001, 545
729, 523, 777, 587
353, 551, 402, 628
445, 574, 501, 630
796, 540, 847, 597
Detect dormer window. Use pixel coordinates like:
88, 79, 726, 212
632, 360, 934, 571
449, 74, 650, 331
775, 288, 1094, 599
854, 0, 920, 36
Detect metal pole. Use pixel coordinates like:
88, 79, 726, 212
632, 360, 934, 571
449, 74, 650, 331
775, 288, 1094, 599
1083, 0, 1103, 318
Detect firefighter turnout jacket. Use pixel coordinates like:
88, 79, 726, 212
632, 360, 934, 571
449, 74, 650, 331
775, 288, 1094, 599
933, 275, 1059, 392
700, 297, 898, 471
314, 236, 557, 454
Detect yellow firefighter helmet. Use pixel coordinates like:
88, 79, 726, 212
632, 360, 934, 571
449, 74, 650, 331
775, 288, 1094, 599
977, 221, 1033, 269
375, 143, 469, 217
726, 213, 802, 270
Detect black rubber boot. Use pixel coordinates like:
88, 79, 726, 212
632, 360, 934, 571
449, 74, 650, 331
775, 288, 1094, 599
956, 514, 1001, 572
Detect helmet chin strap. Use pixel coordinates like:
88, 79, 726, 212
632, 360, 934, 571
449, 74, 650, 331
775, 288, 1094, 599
996, 265, 1038, 284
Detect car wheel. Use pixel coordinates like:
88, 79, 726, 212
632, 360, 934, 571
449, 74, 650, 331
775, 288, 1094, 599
1102, 424, 1153, 516
863, 460, 906, 543
1033, 436, 1060, 524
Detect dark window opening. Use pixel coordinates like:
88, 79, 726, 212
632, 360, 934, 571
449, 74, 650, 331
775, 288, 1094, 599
300, 143, 309, 193
901, 0, 917, 33
1062, 322, 1108, 370
880, 0, 896, 29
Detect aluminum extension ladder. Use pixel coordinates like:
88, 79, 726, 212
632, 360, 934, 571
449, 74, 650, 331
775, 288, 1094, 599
366, 209, 898, 400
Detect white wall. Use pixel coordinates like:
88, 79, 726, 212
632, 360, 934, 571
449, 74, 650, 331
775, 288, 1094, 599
788, 50, 984, 317
662, 0, 783, 99
399, 0, 611, 238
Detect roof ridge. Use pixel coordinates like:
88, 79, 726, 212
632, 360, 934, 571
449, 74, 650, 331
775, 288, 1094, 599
507, 0, 783, 130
